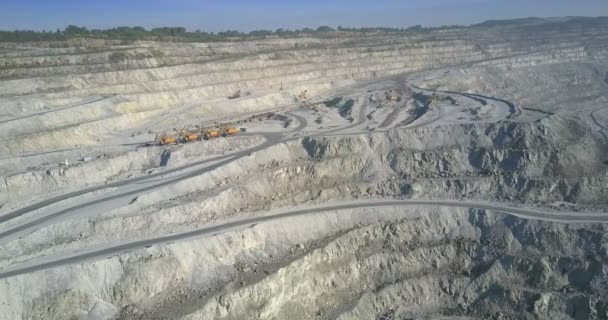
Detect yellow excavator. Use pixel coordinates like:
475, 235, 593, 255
218, 122, 239, 137
179, 128, 200, 143
202, 127, 221, 140
155, 132, 177, 145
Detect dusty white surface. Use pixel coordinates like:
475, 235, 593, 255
0, 17, 608, 319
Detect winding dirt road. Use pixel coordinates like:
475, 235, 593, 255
0, 75, 596, 280
0, 199, 605, 280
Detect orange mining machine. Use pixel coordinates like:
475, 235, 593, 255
221, 126, 239, 137
151, 122, 241, 146
179, 129, 200, 143
202, 128, 221, 140
155, 132, 177, 145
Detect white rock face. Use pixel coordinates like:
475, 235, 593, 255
0, 17, 607, 320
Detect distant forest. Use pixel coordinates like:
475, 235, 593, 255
1, 17, 605, 43
0, 25, 436, 42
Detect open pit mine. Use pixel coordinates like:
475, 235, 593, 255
0, 17, 608, 320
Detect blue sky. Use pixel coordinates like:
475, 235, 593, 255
1, 0, 606, 32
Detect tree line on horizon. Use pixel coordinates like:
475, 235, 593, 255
0, 24, 436, 42
1, 16, 604, 43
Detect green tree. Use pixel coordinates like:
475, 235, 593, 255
316, 26, 335, 32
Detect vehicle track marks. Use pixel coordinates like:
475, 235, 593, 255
0, 199, 605, 280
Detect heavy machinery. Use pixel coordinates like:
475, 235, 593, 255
180, 130, 200, 142
228, 90, 241, 99
202, 128, 221, 140
428, 93, 440, 105
222, 126, 239, 137
155, 133, 177, 145
296, 90, 308, 101
385, 91, 397, 101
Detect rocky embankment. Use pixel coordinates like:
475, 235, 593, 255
1, 17, 607, 155
1, 17, 608, 320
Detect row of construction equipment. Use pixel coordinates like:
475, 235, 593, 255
150, 110, 284, 146
154, 124, 241, 145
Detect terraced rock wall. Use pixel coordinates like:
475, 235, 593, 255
1, 19, 608, 154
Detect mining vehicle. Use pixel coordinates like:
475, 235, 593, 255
428, 93, 440, 105
203, 129, 221, 140
222, 127, 239, 137
180, 130, 200, 142
385, 91, 398, 101
155, 133, 177, 145
296, 90, 308, 101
